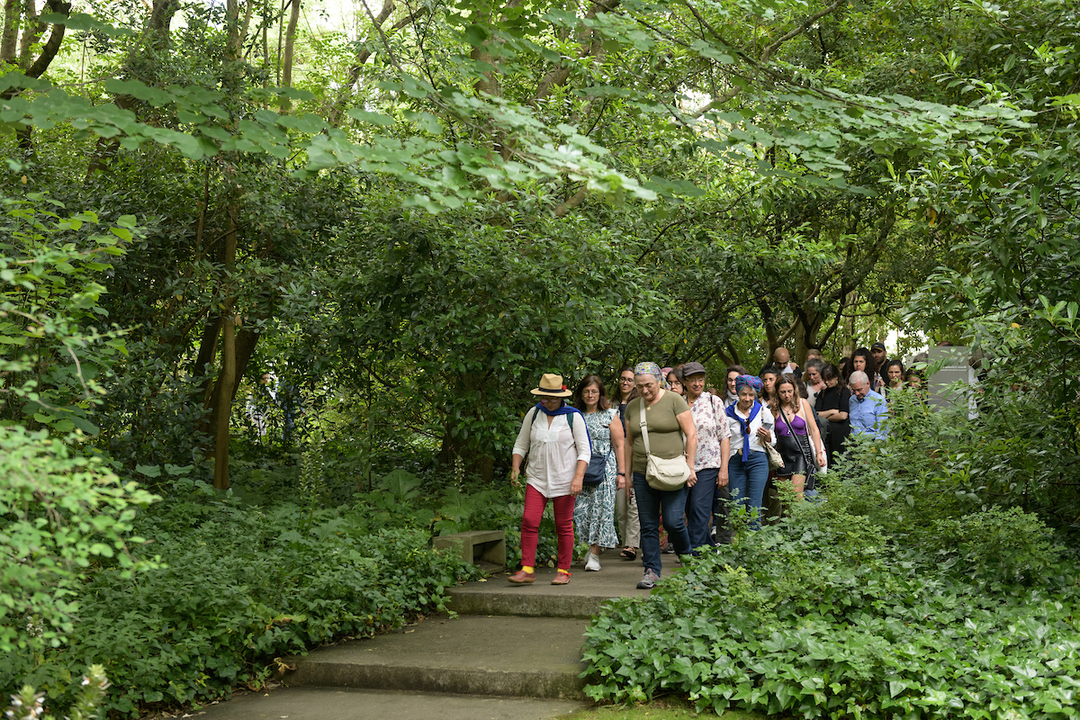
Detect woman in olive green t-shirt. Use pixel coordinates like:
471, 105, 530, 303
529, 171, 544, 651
622, 362, 697, 590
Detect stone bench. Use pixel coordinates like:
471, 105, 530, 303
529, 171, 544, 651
434, 530, 506, 570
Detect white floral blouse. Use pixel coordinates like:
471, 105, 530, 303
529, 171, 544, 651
689, 392, 730, 470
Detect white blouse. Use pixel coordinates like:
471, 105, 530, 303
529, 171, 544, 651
726, 402, 776, 457
512, 409, 592, 498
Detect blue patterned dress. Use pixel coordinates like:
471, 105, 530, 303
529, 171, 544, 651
573, 408, 620, 548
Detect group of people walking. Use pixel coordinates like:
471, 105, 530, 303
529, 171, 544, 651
508, 344, 905, 590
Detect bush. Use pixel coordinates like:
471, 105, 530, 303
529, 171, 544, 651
582, 501, 1080, 720
5, 665, 109, 720
0, 425, 158, 655
926, 505, 1057, 585
1, 490, 477, 717
229, 463, 562, 571
831, 382, 1080, 535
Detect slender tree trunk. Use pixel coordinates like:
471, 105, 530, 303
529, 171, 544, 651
262, 0, 269, 91
275, 0, 285, 85
227, 0, 241, 61
280, 0, 300, 111
212, 0, 246, 490
194, 315, 224, 381
214, 314, 236, 489
198, 326, 261, 435
212, 197, 239, 489
1, 0, 18, 62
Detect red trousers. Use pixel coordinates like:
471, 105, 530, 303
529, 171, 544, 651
520, 484, 576, 571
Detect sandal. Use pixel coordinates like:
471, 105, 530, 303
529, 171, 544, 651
620, 547, 637, 560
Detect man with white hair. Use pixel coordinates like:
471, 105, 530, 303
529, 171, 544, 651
847, 371, 888, 440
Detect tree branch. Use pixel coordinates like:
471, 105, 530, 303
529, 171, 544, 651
761, 0, 845, 63
25, 0, 71, 78
328, 1, 429, 126
531, 0, 621, 106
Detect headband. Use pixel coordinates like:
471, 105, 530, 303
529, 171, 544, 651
633, 362, 669, 390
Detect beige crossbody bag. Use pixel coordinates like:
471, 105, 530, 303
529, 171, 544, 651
639, 401, 691, 491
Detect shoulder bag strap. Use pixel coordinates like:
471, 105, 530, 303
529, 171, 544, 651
779, 403, 815, 470
638, 400, 651, 457
709, 393, 724, 427
521, 406, 542, 470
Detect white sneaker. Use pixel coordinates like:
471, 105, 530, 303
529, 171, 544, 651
585, 552, 601, 572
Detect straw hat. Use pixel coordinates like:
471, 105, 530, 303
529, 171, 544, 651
530, 373, 572, 398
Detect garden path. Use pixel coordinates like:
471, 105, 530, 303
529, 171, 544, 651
188, 553, 658, 719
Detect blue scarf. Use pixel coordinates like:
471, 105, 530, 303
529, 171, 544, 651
726, 401, 761, 457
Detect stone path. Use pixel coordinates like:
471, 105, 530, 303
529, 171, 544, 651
189, 554, 657, 720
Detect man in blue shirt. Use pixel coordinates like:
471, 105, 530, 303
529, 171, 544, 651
848, 371, 888, 439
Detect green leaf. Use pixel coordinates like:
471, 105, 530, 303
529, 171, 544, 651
346, 109, 395, 127
463, 24, 489, 46
690, 39, 734, 64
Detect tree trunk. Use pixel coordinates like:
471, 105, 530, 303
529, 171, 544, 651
193, 315, 223, 379
213, 313, 236, 489
198, 326, 261, 437
280, 0, 301, 111
211, 194, 240, 489
1, 0, 17, 63
227, 0, 241, 62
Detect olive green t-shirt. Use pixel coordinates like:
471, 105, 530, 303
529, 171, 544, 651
624, 391, 690, 475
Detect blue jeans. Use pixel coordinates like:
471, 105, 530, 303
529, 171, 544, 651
727, 451, 768, 530
686, 466, 718, 550
633, 473, 690, 575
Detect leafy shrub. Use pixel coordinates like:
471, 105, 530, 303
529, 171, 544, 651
832, 382, 1080, 534
925, 505, 1057, 585
582, 502, 1080, 720
0, 425, 158, 654
1, 491, 476, 717
0, 193, 136, 434
5, 665, 109, 720
234, 463, 562, 570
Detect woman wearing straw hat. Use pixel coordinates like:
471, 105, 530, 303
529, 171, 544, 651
509, 373, 592, 585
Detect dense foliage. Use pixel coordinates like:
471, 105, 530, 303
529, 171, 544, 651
584, 391, 1080, 715
0, 425, 158, 655
4, 0, 1080, 715
1, 486, 476, 717
583, 492, 1079, 719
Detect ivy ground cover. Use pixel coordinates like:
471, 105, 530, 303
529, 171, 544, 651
582, 503, 1080, 719
1, 490, 476, 717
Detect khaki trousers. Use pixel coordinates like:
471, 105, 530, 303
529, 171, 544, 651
616, 484, 640, 548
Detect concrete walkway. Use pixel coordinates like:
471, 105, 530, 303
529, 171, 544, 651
191, 552, 662, 720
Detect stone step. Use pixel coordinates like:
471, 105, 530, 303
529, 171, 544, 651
283, 615, 591, 701
446, 555, 660, 619
189, 686, 585, 720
